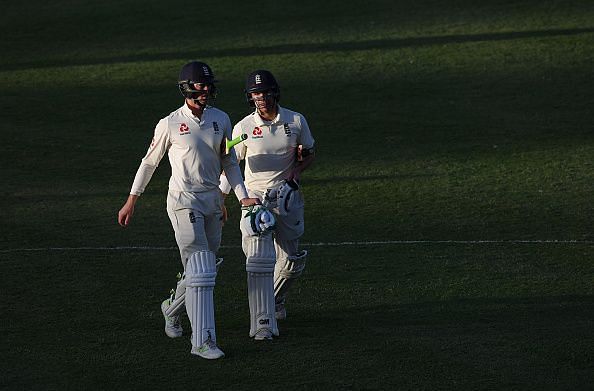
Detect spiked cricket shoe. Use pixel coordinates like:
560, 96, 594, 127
191, 339, 225, 359
161, 299, 183, 338
254, 328, 274, 341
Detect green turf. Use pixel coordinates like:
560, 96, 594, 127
1, 0, 593, 389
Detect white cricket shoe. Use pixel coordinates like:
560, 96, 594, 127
275, 302, 286, 320
254, 328, 273, 341
191, 339, 225, 359
161, 299, 183, 338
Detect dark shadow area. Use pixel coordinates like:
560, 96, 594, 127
276, 295, 594, 386
3, 27, 594, 71
304, 173, 439, 185
304, 295, 594, 326
292, 294, 594, 355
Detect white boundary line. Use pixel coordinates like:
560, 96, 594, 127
0, 240, 592, 253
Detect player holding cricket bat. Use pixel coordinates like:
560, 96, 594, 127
219, 70, 316, 340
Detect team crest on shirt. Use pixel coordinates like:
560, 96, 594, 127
283, 123, 292, 136
213, 121, 220, 133
179, 123, 190, 135
252, 126, 263, 139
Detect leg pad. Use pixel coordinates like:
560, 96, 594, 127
186, 251, 218, 348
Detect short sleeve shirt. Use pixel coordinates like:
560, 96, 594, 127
232, 106, 315, 192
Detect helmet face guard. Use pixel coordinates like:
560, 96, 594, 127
245, 70, 280, 108
178, 81, 217, 101
248, 89, 278, 110
178, 61, 218, 106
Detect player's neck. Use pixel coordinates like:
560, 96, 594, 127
257, 107, 278, 122
186, 100, 206, 118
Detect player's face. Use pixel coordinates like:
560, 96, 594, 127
251, 90, 275, 112
189, 83, 212, 105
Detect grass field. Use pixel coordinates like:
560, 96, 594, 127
1, 0, 593, 389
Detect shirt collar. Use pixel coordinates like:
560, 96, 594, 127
181, 102, 210, 120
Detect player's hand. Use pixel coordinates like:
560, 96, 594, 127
286, 170, 301, 184
118, 204, 134, 227
239, 197, 261, 207
118, 195, 138, 227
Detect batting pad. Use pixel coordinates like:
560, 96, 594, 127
245, 237, 279, 337
274, 250, 308, 303
185, 250, 218, 348
165, 291, 185, 317
164, 275, 186, 317
165, 258, 223, 317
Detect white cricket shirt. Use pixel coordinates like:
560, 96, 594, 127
130, 104, 247, 199
232, 105, 315, 192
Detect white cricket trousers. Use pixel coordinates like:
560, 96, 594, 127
167, 188, 224, 268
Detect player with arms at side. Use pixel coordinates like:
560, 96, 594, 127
220, 70, 315, 340
117, 61, 259, 359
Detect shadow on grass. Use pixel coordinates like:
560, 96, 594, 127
283, 295, 594, 378
5, 27, 594, 71
291, 294, 594, 341
304, 173, 439, 185
271, 295, 594, 387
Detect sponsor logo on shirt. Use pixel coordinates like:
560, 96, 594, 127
252, 126, 263, 139
179, 123, 190, 135
283, 123, 291, 136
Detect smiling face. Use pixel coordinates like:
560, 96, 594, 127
251, 90, 278, 120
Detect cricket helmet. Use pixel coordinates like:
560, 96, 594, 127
245, 69, 280, 107
178, 61, 218, 101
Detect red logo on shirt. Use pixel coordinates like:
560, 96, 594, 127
252, 127, 263, 139
179, 123, 190, 135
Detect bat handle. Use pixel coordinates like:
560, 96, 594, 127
226, 133, 248, 150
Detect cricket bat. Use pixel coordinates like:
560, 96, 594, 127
222, 133, 248, 155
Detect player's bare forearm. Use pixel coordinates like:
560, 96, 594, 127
299, 153, 315, 172
289, 153, 315, 183
240, 197, 260, 206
